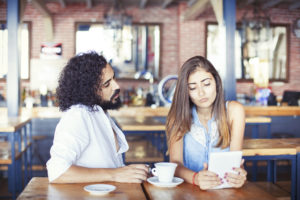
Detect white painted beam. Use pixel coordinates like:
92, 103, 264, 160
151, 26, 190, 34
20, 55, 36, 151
210, 0, 223, 25
86, 0, 92, 9
187, 0, 197, 7
30, 0, 53, 41
162, 0, 174, 9
140, 0, 148, 9
183, 0, 211, 21
30, 0, 52, 17
58, 0, 66, 8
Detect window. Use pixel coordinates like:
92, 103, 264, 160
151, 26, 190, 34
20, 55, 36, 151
76, 23, 160, 80
0, 22, 30, 80
206, 23, 288, 83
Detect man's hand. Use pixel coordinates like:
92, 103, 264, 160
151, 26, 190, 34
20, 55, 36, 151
113, 164, 149, 183
197, 163, 223, 190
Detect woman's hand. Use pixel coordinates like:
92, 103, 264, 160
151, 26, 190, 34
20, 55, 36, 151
196, 163, 223, 190
113, 164, 149, 183
225, 159, 247, 188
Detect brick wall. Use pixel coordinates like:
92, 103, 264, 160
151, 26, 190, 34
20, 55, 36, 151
0, 2, 299, 97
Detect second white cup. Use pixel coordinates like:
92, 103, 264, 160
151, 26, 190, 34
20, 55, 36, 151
151, 162, 177, 183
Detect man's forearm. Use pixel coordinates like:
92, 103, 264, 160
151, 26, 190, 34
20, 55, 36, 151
51, 165, 115, 183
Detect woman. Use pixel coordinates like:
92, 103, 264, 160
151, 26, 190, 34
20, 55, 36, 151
166, 56, 247, 190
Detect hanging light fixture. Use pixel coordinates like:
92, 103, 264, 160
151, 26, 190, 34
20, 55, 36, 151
104, 0, 132, 30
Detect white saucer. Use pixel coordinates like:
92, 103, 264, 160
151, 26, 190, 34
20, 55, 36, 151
84, 184, 116, 195
147, 177, 184, 188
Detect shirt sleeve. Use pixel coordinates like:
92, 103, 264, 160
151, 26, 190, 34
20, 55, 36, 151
46, 108, 90, 182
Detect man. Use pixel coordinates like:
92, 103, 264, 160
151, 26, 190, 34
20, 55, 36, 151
47, 52, 148, 183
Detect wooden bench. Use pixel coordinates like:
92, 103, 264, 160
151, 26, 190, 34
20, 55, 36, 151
0, 141, 32, 165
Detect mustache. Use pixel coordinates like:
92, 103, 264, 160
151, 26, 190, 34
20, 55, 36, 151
110, 89, 120, 101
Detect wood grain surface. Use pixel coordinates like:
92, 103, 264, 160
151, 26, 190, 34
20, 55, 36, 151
0, 116, 31, 132
142, 181, 276, 200
242, 139, 297, 156
17, 177, 146, 200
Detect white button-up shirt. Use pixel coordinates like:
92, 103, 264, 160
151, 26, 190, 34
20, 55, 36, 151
46, 104, 129, 182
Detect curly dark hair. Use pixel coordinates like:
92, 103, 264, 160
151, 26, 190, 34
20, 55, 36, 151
56, 52, 107, 111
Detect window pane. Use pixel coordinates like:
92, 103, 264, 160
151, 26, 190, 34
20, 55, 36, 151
0, 22, 29, 79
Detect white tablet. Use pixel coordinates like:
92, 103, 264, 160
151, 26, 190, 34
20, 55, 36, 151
208, 151, 242, 189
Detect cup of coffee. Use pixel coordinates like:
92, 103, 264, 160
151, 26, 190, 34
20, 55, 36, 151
151, 162, 177, 183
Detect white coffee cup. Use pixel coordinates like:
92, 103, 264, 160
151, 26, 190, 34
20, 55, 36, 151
151, 162, 177, 183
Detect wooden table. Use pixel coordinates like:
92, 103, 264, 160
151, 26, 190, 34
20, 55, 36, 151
142, 181, 276, 200
242, 138, 297, 200
17, 177, 146, 200
0, 116, 32, 200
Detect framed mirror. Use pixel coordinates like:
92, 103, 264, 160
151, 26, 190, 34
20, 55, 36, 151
76, 23, 160, 80
206, 22, 289, 82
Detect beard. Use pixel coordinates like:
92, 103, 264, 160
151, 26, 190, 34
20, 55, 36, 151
100, 97, 122, 110
100, 89, 122, 110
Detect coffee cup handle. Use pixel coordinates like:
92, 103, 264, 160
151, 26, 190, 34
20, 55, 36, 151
151, 168, 158, 176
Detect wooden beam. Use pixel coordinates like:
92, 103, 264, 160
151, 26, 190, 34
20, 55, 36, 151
162, 0, 174, 9
140, 0, 148, 9
86, 0, 92, 9
289, 1, 300, 10
262, 0, 283, 9
183, 0, 211, 21
58, 0, 66, 8
20, 0, 27, 22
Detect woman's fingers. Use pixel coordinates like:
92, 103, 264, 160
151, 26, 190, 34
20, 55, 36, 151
225, 167, 247, 188
198, 171, 222, 190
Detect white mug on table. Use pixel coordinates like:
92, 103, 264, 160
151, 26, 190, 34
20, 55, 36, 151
151, 162, 177, 183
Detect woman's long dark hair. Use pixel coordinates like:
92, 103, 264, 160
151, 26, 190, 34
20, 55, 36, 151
166, 56, 230, 149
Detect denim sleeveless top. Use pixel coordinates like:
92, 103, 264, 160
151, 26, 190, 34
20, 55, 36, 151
183, 106, 229, 172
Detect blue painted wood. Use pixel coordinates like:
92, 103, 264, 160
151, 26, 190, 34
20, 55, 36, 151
244, 155, 297, 200
297, 153, 300, 200
223, 0, 237, 101
7, 0, 20, 117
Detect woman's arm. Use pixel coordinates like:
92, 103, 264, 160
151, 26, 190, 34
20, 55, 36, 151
228, 101, 245, 151
226, 101, 247, 188
169, 138, 195, 184
170, 137, 222, 189
51, 164, 149, 183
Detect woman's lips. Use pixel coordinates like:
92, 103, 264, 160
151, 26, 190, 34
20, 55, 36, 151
199, 98, 208, 103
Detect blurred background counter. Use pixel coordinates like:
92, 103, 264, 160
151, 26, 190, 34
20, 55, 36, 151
1, 106, 299, 119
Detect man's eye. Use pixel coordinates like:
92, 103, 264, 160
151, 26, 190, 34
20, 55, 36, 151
103, 83, 110, 88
